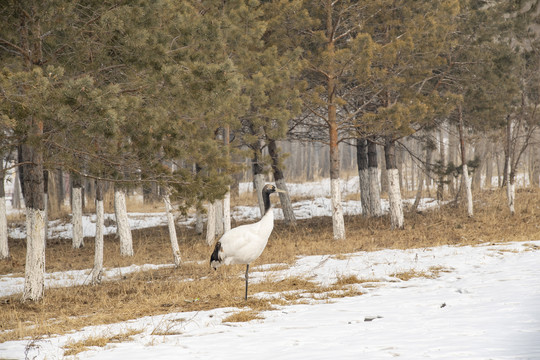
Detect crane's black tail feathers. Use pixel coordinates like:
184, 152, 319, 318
210, 241, 222, 270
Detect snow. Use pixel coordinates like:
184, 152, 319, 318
1, 241, 539, 359
1, 178, 540, 359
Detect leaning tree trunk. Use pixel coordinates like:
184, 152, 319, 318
458, 105, 473, 217
90, 180, 104, 284
367, 139, 382, 217
384, 138, 404, 230
114, 185, 133, 256
71, 173, 84, 248
163, 189, 181, 267
0, 171, 8, 259
20, 129, 46, 302
268, 139, 296, 225
356, 138, 371, 217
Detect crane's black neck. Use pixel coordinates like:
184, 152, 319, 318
263, 190, 272, 215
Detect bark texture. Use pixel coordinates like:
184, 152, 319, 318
206, 201, 216, 246
268, 139, 296, 225
23, 208, 46, 301
20, 123, 46, 301
164, 192, 181, 267
330, 178, 346, 240
356, 138, 371, 216
0, 173, 8, 259
385, 139, 404, 230
114, 188, 133, 256
91, 181, 104, 285
458, 105, 473, 217
367, 140, 382, 217
72, 186, 84, 248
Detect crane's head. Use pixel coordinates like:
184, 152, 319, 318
263, 184, 286, 195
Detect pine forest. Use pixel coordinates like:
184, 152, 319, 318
1, 1, 540, 358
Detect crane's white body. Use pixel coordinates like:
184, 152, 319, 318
210, 184, 284, 300
211, 209, 274, 268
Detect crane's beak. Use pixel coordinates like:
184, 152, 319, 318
275, 188, 286, 193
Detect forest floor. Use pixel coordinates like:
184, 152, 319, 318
0, 185, 539, 359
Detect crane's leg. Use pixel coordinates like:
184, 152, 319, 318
244, 264, 249, 301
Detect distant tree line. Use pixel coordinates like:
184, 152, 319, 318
0, 0, 538, 301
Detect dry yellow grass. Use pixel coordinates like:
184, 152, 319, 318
1, 188, 539, 343
63, 329, 143, 356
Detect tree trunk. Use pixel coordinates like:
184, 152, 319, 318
329, 121, 345, 240
326, 0, 345, 240
384, 138, 404, 230
367, 140, 382, 217
195, 209, 204, 235
90, 181, 104, 285
356, 138, 371, 217
214, 198, 224, 237
530, 143, 540, 187
206, 201, 216, 246
20, 128, 46, 302
485, 143, 494, 188
268, 139, 296, 225
437, 125, 447, 201
72, 174, 84, 248
506, 116, 515, 215
413, 139, 433, 210
114, 186, 133, 256
252, 149, 266, 218
458, 105, 473, 217
43, 171, 49, 241
507, 170, 516, 215
164, 191, 181, 267
223, 189, 231, 233
0, 171, 8, 259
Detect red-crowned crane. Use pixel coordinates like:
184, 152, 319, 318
210, 184, 285, 300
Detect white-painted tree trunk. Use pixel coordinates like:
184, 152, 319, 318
223, 189, 231, 233
387, 169, 404, 230
507, 178, 516, 215
358, 168, 371, 216
114, 189, 133, 256
164, 193, 181, 267
22, 208, 46, 302
214, 199, 224, 237
330, 178, 346, 240
72, 187, 84, 248
368, 167, 382, 217
195, 210, 204, 235
463, 165, 474, 217
254, 173, 265, 218
206, 202, 216, 246
90, 198, 104, 285
0, 195, 8, 259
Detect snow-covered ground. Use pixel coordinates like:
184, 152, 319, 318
1, 178, 540, 359
1, 241, 539, 359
